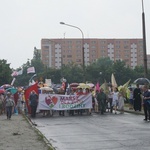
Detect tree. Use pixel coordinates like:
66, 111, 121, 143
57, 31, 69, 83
31, 48, 44, 76
112, 60, 133, 85
57, 63, 83, 83
86, 57, 113, 84
14, 48, 45, 86
0, 59, 12, 85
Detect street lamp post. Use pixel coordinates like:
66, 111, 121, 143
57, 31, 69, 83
60, 22, 85, 82
141, 0, 148, 77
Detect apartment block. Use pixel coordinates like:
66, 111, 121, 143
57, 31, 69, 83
41, 38, 144, 69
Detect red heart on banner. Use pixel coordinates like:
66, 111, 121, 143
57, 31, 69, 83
45, 97, 51, 105
52, 96, 58, 105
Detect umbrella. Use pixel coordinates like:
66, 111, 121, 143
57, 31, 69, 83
1, 84, 12, 89
77, 84, 90, 89
86, 83, 94, 88
0, 88, 5, 94
134, 78, 150, 85
70, 83, 79, 87
6, 87, 17, 94
40, 87, 53, 91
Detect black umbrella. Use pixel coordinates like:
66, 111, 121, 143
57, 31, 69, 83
134, 78, 150, 85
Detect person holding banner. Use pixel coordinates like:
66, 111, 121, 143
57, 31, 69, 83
29, 90, 38, 118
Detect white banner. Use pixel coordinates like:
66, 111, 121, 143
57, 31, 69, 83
27, 67, 35, 74
45, 79, 52, 87
38, 93, 92, 110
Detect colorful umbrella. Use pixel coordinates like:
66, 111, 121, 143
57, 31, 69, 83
1, 84, 11, 89
134, 78, 150, 85
77, 84, 90, 89
86, 83, 95, 88
0, 88, 5, 94
6, 87, 17, 94
70, 83, 79, 87
40, 87, 53, 91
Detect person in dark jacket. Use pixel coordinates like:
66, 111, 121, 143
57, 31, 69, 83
29, 90, 38, 118
133, 84, 142, 111
97, 88, 107, 114
142, 85, 150, 122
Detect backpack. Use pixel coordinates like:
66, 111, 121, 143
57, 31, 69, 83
6, 98, 14, 107
0, 99, 3, 104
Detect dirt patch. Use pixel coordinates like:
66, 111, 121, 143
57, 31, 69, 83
0, 114, 53, 150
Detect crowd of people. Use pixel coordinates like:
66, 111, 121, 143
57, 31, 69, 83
0, 90, 25, 119
0, 83, 150, 122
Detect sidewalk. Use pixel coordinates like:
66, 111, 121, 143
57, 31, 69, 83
0, 113, 52, 150
124, 105, 144, 115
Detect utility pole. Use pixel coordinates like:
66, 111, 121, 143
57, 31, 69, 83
142, 0, 148, 77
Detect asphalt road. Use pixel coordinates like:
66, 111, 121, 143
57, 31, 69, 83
31, 112, 150, 150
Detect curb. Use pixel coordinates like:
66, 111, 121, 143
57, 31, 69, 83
124, 107, 144, 115
22, 113, 56, 150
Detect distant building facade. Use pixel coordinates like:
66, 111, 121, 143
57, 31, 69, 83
41, 38, 145, 69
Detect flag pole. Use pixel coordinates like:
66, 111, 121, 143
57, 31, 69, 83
29, 74, 37, 85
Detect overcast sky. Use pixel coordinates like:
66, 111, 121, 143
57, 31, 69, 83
0, 0, 150, 69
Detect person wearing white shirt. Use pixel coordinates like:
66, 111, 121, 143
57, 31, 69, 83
112, 87, 119, 114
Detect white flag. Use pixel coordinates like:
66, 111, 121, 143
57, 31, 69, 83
11, 71, 18, 77
27, 67, 35, 74
17, 69, 23, 75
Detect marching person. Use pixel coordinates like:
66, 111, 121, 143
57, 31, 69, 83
142, 85, 150, 122
16, 91, 24, 114
108, 87, 113, 113
112, 87, 119, 114
97, 88, 107, 115
133, 84, 142, 111
29, 90, 38, 118
5, 92, 15, 119
94, 90, 99, 113
0, 93, 4, 115
118, 91, 125, 114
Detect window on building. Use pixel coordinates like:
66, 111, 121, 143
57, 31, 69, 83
91, 45, 96, 49
68, 41, 72, 44
76, 41, 81, 44
76, 45, 81, 49
67, 55, 72, 58
76, 59, 81, 62
77, 50, 81, 53
92, 50, 96, 54
102, 46, 105, 49
124, 45, 129, 49
68, 50, 72, 53
124, 41, 129, 44
91, 41, 96, 44
44, 46, 49, 49
44, 50, 49, 53
116, 45, 120, 49
116, 41, 120, 44
76, 54, 81, 58
68, 46, 72, 49
68, 59, 72, 63
101, 41, 106, 44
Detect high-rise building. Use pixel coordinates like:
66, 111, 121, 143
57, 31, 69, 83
41, 38, 144, 69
